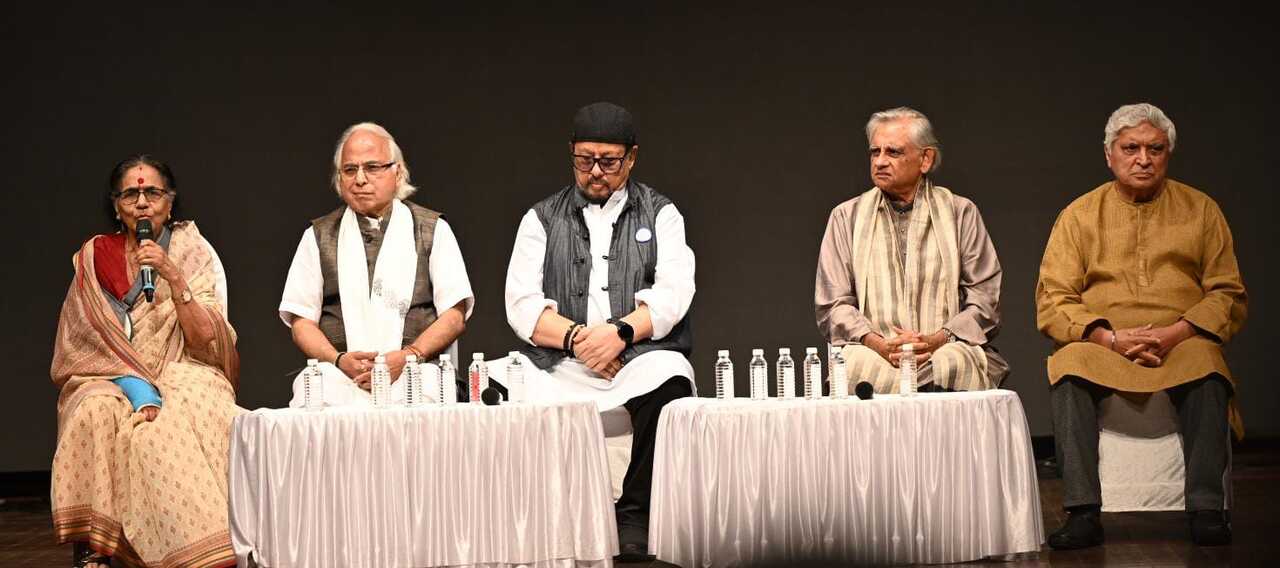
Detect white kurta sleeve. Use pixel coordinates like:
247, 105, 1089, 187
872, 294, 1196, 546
633, 204, 696, 340
505, 209, 559, 344
427, 218, 475, 320
278, 227, 323, 326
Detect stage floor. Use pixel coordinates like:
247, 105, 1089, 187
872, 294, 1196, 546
4, 443, 1277, 567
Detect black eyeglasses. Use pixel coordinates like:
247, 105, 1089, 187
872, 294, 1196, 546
112, 186, 173, 204
339, 161, 397, 179
571, 149, 629, 174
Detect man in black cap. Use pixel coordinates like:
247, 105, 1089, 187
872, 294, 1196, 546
503, 101, 696, 560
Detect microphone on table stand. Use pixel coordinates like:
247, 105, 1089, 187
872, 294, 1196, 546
481, 386, 502, 406
855, 381, 874, 400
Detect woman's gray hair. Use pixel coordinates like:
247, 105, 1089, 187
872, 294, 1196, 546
331, 122, 417, 199
1104, 103, 1177, 152
865, 106, 942, 173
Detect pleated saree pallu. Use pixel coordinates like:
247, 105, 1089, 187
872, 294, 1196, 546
50, 222, 242, 568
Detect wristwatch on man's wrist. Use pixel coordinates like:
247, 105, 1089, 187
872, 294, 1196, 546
608, 318, 635, 347
177, 288, 193, 305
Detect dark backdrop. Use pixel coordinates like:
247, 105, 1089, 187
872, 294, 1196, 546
3, 4, 1274, 472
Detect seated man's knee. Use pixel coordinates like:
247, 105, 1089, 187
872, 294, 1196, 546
1196, 373, 1232, 396
654, 376, 693, 402
1171, 373, 1232, 405
1051, 375, 1108, 405
841, 344, 881, 361
841, 344, 894, 374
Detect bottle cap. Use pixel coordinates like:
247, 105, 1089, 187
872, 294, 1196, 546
375, 355, 386, 363
806, 347, 818, 354
306, 358, 318, 366
473, 353, 485, 361
779, 347, 791, 355
901, 343, 915, 352
509, 351, 520, 358
405, 354, 417, 363
440, 353, 451, 362
752, 348, 763, 356
717, 349, 729, 357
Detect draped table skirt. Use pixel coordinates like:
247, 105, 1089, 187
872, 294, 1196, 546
650, 391, 1043, 566
229, 401, 618, 568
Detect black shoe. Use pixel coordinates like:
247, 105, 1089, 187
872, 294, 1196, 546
614, 524, 655, 562
1189, 510, 1232, 546
1048, 507, 1104, 550
72, 542, 111, 567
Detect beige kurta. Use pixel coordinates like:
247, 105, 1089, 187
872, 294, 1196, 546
1036, 179, 1247, 437
816, 184, 1008, 392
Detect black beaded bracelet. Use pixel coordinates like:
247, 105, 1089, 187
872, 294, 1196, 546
563, 323, 582, 352
334, 351, 347, 368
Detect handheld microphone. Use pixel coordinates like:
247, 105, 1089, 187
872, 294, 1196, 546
136, 219, 156, 302
855, 381, 874, 400
480, 386, 502, 406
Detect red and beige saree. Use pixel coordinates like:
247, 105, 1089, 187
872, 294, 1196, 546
50, 222, 243, 568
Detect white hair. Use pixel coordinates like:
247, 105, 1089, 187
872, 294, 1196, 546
865, 106, 942, 173
331, 122, 417, 199
1104, 103, 1177, 153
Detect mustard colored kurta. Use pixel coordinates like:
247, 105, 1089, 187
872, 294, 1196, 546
1036, 179, 1247, 436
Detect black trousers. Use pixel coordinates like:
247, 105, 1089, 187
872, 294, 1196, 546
615, 376, 693, 529
1051, 374, 1230, 512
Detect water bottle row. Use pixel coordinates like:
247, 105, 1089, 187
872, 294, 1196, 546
713, 344, 918, 400
299, 351, 530, 410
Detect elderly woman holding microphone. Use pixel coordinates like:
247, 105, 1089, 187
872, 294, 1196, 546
50, 156, 242, 568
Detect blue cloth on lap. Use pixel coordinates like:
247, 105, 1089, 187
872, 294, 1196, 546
112, 375, 163, 411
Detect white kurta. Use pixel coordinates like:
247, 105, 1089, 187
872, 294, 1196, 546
504, 187, 697, 411
279, 209, 475, 407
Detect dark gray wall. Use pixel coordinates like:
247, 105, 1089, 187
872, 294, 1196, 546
3, 4, 1274, 471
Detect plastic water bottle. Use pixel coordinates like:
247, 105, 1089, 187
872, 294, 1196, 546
829, 344, 849, 399
749, 349, 768, 400
371, 355, 391, 407
507, 352, 525, 403
303, 358, 323, 410
404, 354, 424, 407
803, 347, 822, 399
438, 354, 456, 405
899, 343, 916, 396
468, 353, 488, 405
714, 350, 735, 399
776, 348, 796, 399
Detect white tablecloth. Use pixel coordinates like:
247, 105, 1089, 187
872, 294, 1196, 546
229, 401, 618, 568
650, 391, 1043, 566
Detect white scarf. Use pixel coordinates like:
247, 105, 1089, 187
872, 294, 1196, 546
337, 200, 417, 354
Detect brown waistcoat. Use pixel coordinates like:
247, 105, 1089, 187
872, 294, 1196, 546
310, 201, 441, 352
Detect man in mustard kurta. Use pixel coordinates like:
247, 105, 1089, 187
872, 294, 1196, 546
1037, 103, 1247, 549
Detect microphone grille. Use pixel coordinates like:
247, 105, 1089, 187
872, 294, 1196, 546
135, 219, 154, 241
